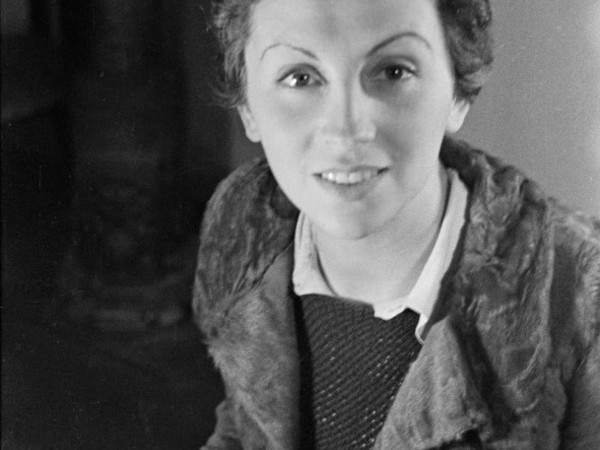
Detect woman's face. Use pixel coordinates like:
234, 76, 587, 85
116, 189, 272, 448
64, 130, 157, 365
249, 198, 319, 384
240, 0, 469, 240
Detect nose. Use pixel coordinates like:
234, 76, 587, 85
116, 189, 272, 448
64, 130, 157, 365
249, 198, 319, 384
317, 78, 376, 145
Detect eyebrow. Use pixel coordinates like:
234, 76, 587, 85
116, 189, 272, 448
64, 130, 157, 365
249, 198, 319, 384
260, 31, 431, 61
260, 43, 318, 61
368, 31, 432, 56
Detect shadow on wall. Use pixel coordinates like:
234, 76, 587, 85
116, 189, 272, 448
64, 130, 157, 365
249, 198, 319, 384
459, 0, 600, 216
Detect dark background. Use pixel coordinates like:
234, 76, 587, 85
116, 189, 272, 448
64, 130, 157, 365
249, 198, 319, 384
2, 1, 229, 448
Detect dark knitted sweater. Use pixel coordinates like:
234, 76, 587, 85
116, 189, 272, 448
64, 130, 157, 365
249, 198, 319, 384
295, 294, 422, 449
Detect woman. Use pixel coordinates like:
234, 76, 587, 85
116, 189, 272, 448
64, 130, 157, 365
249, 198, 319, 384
193, 0, 600, 448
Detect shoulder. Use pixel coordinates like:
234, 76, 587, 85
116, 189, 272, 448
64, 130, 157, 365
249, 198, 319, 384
548, 199, 600, 346
549, 199, 600, 254
442, 138, 600, 261
192, 158, 298, 332
443, 138, 600, 346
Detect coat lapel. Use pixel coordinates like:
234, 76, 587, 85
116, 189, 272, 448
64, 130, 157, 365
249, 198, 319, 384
376, 316, 493, 449
377, 142, 555, 449
206, 245, 300, 450
377, 141, 555, 449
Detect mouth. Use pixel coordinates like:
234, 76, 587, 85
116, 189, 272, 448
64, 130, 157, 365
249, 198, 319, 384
316, 168, 388, 185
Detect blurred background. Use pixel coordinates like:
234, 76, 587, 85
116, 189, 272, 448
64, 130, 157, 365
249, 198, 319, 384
2, 0, 227, 448
2, 0, 599, 449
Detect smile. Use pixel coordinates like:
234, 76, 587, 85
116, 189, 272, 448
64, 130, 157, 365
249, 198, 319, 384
318, 168, 386, 185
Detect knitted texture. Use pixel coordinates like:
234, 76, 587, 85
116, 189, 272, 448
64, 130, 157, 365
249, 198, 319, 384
295, 294, 422, 449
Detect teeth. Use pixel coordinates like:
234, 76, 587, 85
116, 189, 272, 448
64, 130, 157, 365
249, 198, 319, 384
320, 169, 379, 185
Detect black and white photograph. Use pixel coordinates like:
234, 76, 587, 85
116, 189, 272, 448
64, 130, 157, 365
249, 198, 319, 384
2, 0, 599, 448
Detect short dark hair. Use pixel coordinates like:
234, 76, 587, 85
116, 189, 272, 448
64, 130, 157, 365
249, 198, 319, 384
437, 0, 493, 102
212, 0, 493, 107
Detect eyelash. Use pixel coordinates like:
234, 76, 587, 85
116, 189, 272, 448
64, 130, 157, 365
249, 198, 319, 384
279, 68, 323, 88
375, 64, 416, 81
278, 62, 417, 89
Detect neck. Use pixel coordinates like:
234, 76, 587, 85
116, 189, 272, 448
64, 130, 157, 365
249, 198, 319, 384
314, 164, 448, 303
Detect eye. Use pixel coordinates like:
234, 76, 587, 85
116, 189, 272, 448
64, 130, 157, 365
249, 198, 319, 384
280, 68, 323, 88
374, 63, 416, 82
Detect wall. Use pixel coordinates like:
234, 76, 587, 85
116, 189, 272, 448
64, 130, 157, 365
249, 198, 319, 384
230, 0, 600, 216
458, 0, 600, 216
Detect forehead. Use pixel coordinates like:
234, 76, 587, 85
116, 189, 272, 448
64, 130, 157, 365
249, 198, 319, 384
247, 0, 443, 53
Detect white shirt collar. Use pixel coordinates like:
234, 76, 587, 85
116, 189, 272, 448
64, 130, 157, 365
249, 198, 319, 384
292, 168, 468, 343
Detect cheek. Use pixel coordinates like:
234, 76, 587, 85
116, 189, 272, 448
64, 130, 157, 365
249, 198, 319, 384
253, 95, 318, 156
384, 89, 453, 151
249, 78, 315, 125
375, 93, 452, 187
255, 101, 312, 186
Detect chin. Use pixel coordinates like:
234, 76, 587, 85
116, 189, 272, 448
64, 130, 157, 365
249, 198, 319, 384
316, 215, 382, 241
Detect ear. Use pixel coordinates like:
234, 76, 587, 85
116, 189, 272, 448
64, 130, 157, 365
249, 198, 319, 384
238, 104, 261, 143
445, 98, 470, 134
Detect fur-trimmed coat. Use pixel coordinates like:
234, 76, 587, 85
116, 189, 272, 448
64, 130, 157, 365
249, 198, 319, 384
193, 139, 600, 449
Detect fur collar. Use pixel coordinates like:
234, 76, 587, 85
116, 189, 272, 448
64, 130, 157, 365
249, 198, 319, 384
194, 139, 566, 448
